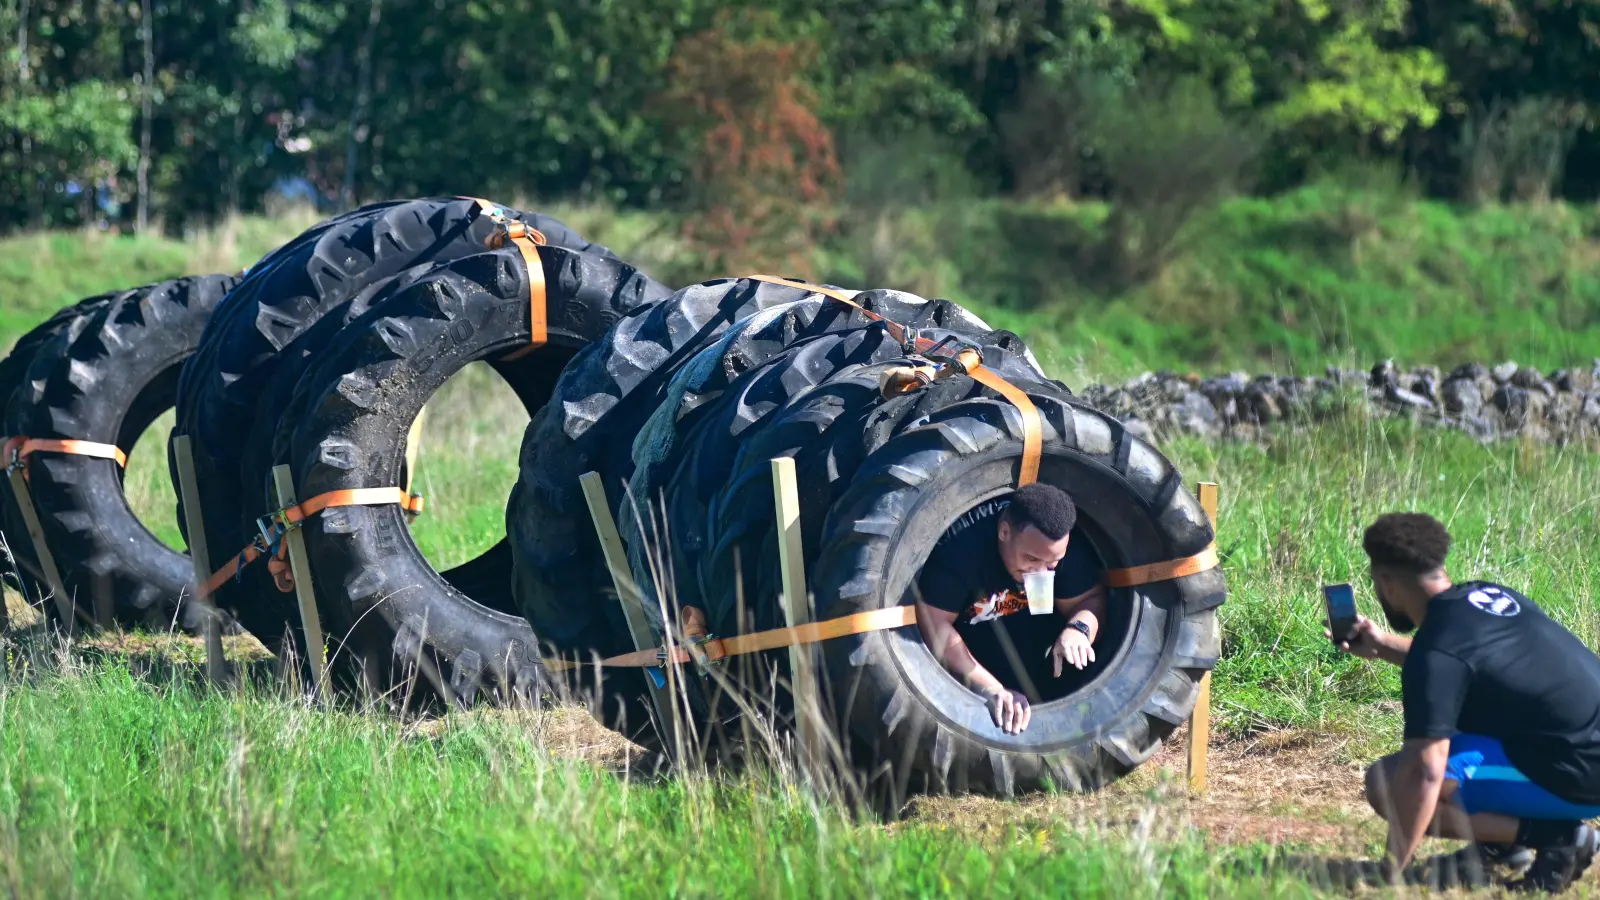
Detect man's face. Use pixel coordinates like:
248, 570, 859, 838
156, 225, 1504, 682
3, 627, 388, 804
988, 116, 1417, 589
1370, 565, 1417, 633
997, 519, 1070, 583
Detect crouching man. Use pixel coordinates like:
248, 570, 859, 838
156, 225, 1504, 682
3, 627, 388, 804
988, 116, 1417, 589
913, 482, 1107, 735
1337, 512, 1600, 892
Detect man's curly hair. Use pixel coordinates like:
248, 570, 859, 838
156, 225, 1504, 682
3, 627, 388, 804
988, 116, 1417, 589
1362, 512, 1451, 574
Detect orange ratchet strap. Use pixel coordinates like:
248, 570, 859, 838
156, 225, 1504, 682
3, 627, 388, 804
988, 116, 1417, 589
198, 486, 424, 599
463, 197, 547, 359
543, 605, 918, 672
3, 436, 128, 471
740, 274, 1042, 486
1105, 543, 1220, 587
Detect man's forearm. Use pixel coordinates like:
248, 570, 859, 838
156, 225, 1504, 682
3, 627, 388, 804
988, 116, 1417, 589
945, 642, 1006, 694
921, 616, 1006, 694
1377, 634, 1412, 667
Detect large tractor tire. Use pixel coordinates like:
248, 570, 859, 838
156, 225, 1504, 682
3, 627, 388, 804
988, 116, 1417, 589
507, 279, 1017, 656
174, 198, 618, 652
3, 275, 237, 630
808, 390, 1224, 809
271, 245, 669, 706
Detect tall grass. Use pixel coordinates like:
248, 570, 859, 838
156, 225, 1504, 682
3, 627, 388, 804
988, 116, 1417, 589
0, 651, 1324, 898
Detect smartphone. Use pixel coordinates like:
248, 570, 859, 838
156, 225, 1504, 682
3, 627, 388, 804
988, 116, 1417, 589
1323, 582, 1359, 644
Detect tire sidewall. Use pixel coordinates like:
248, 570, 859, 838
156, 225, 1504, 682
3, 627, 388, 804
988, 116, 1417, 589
821, 445, 1194, 790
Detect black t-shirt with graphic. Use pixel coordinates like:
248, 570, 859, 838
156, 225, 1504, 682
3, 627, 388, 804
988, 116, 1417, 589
1402, 580, 1600, 804
915, 497, 1104, 695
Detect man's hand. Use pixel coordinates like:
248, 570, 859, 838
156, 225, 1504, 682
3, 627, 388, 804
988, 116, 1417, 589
1326, 614, 1411, 665
986, 688, 1032, 734
1049, 625, 1095, 676
1329, 614, 1386, 659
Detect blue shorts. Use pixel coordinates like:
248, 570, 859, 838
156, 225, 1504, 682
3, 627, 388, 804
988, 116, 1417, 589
1446, 734, 1600, 820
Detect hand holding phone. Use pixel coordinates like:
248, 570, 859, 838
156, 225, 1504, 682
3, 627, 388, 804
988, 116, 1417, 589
1323, 582, 1359, 645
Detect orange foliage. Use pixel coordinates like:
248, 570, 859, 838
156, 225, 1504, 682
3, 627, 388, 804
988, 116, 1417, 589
661, 12, 839, 276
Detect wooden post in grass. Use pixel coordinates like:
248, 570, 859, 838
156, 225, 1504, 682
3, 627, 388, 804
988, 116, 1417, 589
1188, 481, 1220, 793
6, 465, 75, 627
578, 471, 680, 755
272, 465, 327, 695
771, 456, 821, 771
404, 405, 428, 498
172, 435, 229, 687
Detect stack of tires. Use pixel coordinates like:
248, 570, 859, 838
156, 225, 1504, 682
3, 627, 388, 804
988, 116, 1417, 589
0, 200, 1224, 811
171, 197, 672, 702
505, 275, 1226, 808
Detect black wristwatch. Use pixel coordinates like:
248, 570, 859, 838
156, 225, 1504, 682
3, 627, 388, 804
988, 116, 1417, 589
1066, 619, 1092, 639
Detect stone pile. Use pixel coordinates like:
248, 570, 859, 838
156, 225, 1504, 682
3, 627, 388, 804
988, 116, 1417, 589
1079, 359, 1600, 445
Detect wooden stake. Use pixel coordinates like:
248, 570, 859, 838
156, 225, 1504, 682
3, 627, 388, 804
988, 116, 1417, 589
404, 405, 428, 498
578, 471, 680, 753
771, 456, 820, 769
272, 465, 327, 694
7, 466, 75, 627
1188, 480, 1219, 793
172, 435, 229, 686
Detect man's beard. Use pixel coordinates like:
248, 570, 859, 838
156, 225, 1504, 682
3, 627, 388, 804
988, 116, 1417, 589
1377, 589, 1417, 634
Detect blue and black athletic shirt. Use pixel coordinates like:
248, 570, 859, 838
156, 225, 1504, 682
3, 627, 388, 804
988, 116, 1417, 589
1402, 580, 1600, 804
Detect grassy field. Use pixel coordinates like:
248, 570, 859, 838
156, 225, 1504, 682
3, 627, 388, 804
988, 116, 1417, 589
6, 195, 1600, 896
3, 658, 1359, 899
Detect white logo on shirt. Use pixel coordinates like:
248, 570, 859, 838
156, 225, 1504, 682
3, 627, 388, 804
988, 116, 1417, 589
1466, 586, 1520, 617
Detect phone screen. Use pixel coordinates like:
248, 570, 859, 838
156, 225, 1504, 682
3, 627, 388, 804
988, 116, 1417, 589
1323, 583, 1358, 643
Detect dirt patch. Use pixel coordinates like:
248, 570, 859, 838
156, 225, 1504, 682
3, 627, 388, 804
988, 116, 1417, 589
408, 704, 658, 775
4, 588, 40, 628
77, 629, 274, 663
906, 726, 1381, 855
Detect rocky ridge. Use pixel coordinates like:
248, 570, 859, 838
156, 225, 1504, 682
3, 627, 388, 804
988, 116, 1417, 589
1079, 360, 1600, 446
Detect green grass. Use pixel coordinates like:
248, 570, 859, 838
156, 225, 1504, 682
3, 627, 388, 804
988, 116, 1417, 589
0, 661, 1322, 898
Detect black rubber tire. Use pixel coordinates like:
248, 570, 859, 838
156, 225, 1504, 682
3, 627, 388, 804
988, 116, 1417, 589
174, 197, 617, 651
629, 311, 1044, 629
508, 280, 1018, 655
0, 291, 121, 610
806, 390, 1225, 811
275, 245, 668, 707
3, 275, 238, 630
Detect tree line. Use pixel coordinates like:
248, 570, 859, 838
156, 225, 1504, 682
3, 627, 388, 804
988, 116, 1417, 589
4, 0, 1598, 242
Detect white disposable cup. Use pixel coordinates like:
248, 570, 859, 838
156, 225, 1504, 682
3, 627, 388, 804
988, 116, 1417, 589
1023, 570, 1055, 615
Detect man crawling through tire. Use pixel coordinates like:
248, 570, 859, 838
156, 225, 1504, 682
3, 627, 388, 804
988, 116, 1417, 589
913, 482, 1107, 735
1337, 512, 1600, 893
